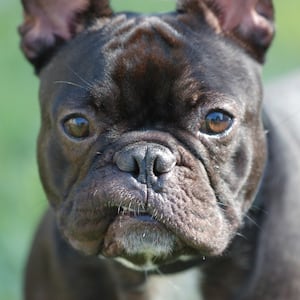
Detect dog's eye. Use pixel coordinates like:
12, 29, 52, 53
63, 116, 90, 139
202, 111, 233, 135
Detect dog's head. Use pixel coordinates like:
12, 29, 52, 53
20, 0, 274, 270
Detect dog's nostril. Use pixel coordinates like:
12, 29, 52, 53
115, 147, 145, 173
114, 144, 176, 183
133, 161, 140, 176
153, 154, 176, 176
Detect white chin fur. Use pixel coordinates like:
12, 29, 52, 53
113, 256, 158, 271
98, 254, 199, 272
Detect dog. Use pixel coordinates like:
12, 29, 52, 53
19, 0, 300, 299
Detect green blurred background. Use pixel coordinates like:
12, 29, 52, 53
0, 0, 299, 299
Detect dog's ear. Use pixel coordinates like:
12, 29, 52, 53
19, 0, 113, 72
177, 0, 274, 63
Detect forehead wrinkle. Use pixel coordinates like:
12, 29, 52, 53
102, 18, 187, 88
103, 15, 183, 51
122, 16, 183, 48
103, 16, 185, 73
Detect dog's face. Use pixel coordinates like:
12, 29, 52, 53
20, 0, 274, 270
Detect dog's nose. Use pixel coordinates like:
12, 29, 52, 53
114, 144, 176, 184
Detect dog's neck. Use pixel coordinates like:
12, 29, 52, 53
144, 268, 202, 300
110, 261, 203, 300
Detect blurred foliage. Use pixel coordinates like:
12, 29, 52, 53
0, 0, 299, 299
263, 0, 300, 78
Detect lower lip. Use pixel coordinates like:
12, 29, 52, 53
134, 214, 156, 222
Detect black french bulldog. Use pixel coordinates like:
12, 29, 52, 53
19, 0, 300, 299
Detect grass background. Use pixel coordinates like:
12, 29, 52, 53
0, 0, 299, 299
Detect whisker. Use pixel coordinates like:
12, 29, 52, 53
118, 201, 123, 215
65, 64, 94, 89
128, 201, 132, 212
54, 80, 90, 91
244, 214, 261, 229
92, 189, 98, 197
235, 232, 248, 240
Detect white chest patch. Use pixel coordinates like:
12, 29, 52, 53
146, 267, 203, 300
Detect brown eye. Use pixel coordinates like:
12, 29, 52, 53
203, 111, 233, 135
63, 116, 90, 139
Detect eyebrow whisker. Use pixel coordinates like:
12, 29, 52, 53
65, 64, 94, 89
54, 80, 90, 91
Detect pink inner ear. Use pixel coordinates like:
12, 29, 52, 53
20, 0, 90, 60
213, 0, 273, 39
215, 0, 252, 30
206, 0, 274, 59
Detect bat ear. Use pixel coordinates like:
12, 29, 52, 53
176, 0, 275, 63
19, 0, 113, 72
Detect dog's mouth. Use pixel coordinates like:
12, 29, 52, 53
100, 204, 184, 270
115, 206, 155, 222
60, 157, 241, 270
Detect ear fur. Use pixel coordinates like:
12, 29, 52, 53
19, 0, 112, 72
177, 0, 275, 63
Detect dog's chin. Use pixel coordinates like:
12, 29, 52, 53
64, 212, 201, 271
100, 214, 181, 271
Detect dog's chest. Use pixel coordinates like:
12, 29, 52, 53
145, 268, 203, 300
